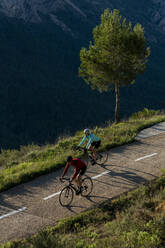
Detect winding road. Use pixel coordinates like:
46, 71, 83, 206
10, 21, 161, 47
0, 122, 165, 243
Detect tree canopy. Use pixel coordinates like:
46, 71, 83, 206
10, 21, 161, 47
79, 9, 150, 122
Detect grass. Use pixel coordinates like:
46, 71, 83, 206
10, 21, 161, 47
2, 172, 165, 248
0, 108, 164, 192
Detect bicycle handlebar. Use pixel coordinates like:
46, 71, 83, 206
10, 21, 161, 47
60, 177, 71, 183
76, 146, 88, 153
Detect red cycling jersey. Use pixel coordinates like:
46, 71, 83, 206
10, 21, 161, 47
62, 158, 86, 180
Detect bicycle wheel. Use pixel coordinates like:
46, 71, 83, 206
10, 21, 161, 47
96, 152, 108, 165
59, 186, 74, 207
81, 177, 93, 196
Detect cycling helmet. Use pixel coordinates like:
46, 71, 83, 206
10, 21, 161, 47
84, 128, 90, 135
66, 156, 73, 162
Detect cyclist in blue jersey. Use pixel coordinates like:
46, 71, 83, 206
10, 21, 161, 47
78, 129, 101, 165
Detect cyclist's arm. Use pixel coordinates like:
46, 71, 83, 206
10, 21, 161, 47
61, 163, 69, 178
86, 134, 100, 149
78, 136, 87, 147
86, 135, 95, 149
71, 168, 78, 181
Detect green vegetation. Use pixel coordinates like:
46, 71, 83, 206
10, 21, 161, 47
0, 109, 164, 193
79, 9, 150, 123
2, 168, 165, 247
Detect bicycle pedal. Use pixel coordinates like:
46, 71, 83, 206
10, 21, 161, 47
91, 160, 96, 165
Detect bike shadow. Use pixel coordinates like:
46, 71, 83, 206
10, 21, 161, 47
87, 164, 154, 190
85, 194, 110, 204
63, 194, 109, 212
102, 163, 157, 179
64, 204, 87, 213
93, 170, 148, 189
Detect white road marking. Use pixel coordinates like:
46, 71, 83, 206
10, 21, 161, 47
136, 122, 165, 140
43, 191, 61, 200
0, 207, 27, 220
91, 171, 110, 179
135, 153, 158, 162
43, 171, 110, 200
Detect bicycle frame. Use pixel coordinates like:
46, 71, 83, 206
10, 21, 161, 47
60, 178, 78, 191
76, 147, 94, 163
59, 176, 93, 206
76, 146, 108, 166
67, 183, 78, 193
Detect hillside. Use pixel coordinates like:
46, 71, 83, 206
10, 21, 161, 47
0, 0, 164, 148
0, 110, 164, 245
0, 109, 164, 193
2, 173, 165, 248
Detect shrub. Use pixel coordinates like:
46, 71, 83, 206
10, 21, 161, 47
130, 108, 160, 120
122, 230, 161, 248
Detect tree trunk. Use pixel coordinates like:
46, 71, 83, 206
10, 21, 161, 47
115, 82, 120, 123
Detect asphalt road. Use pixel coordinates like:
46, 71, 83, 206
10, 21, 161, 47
0, 122, 165, 243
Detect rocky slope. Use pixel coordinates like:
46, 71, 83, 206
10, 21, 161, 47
0, 0, 164, 33
0, 0, 111, 33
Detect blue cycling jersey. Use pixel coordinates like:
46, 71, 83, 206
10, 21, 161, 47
79, 133, 100, 149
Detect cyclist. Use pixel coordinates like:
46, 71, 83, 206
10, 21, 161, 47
78, 128, 101, 165
60, 156, 87, 195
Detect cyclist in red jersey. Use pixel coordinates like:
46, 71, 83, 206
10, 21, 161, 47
60, 156, 87, 194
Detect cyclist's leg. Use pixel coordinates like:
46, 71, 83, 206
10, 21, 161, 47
73, 171, 80, 188
75, 173, 82, 188
76, 166, 87, 192
94, 140, 101, 160
88, 145, 96, 160
93, 148, 97, 161
75, 173, 82, 195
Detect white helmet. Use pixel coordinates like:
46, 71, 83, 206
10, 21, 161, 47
84, 128, 90, 135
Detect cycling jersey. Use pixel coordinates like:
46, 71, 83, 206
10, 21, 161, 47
62, 158, 86, 180
79, 133, 101, 149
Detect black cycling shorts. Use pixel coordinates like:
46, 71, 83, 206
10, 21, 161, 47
78, 166, 87, 176
91, 140, 101, 149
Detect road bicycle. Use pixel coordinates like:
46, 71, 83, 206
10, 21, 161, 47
59, 176, 93, 207
77, 147, 108, 167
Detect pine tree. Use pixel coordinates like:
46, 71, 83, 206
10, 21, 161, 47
79, 9, 150, 123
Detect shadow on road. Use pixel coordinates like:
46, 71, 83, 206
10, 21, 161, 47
101, 163, 157, 179
64, 204, 86, 213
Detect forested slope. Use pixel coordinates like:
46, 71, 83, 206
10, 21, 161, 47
0, 0, 164, 148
